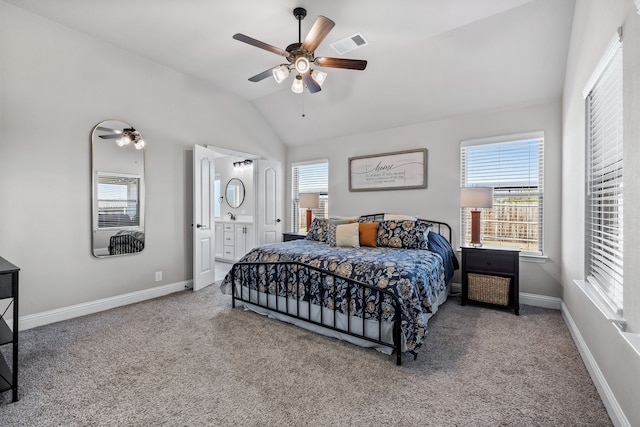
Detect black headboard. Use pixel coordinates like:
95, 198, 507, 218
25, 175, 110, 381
357, 213, 452, 243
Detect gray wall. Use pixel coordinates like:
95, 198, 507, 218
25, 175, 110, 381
288, 99, 563, 298
0, 2, 285, 316
562, 0, 640, 424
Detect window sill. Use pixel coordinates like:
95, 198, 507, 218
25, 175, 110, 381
573, 279, 624, 323
573, 279, 639, 357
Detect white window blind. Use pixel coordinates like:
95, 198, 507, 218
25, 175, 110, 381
292, 161, 328, 232
461, 132, 544, 255
97, 174, 140, 228
585, 32, 623, 313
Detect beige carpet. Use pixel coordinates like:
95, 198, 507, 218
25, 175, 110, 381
0, 284, 611, 426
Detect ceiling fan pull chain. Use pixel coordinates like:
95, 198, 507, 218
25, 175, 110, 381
301, 92, 306, 118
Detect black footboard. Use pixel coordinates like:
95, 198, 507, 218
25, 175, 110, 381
230, 261, 404, 365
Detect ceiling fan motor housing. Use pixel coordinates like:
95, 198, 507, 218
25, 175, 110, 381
293, 7, 307, 20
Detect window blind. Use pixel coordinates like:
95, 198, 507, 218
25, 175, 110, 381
585, 35, 623, 313
97, 175, 140, 228
461, 133, 544, 255
291, 161, 329, 232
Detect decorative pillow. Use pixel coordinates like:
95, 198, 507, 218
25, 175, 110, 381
377, 220, 431, 249
335, 223, 360, 248
305, 218, 329, 242
307, 218, 352, 243
383, 214, 417, 221
358, 222, 378, 247
327, 219, 354, 246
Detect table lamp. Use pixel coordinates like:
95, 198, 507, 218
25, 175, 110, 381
299, 193, 320, 231
460, 187, 494, 246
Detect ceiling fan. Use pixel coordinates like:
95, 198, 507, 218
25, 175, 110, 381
232, 7, 367, 94
97, 126, 145, 149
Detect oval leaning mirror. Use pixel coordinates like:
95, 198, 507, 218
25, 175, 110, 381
225, 178, 245, 208
91, 120, 146, 257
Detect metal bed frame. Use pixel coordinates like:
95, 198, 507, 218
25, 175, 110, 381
230, 215, 453, 366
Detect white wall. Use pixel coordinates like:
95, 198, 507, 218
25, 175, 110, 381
0, 2, 285, 316
562, 0, 640, 425
288, 98, 563, 298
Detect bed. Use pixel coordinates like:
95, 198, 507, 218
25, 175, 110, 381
108, 229, 145, 255
220, 214, 458, 365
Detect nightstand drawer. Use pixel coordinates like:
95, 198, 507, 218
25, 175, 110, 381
464, 250, 517, 274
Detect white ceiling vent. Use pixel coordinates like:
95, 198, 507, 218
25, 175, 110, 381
330, 33, 369, 55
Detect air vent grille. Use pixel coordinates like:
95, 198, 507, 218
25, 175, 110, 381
330, 32, 369, 55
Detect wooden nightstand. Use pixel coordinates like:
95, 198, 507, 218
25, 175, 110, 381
283, 232, 307, 242
461, 246, 520, 315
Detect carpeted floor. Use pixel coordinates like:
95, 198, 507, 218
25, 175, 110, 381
0, 284, 611, 426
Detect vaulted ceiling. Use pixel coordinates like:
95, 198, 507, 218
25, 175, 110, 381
4, 0, 576, 146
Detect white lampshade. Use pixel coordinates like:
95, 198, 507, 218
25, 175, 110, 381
299, 193, 320, 209
272, 65, 290, 83
291, 75, 304, 94
460, 187, 494, 208
311, 69, 327, 86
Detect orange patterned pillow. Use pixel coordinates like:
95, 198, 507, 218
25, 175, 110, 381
359, 222, 378, 247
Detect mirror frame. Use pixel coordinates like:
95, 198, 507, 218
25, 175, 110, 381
225, 178, 245, 208
91, 120, 146, 258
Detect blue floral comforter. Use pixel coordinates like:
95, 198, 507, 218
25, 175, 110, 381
221, 240, 449, 353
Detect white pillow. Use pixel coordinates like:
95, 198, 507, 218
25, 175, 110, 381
384, 214, 417, 221
330, 215, 359, 221
335, 223, 360, 248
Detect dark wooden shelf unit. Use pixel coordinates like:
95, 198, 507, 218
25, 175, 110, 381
283, 232, 307, 242
461, 246, 520, 315
0, 257, 19, 402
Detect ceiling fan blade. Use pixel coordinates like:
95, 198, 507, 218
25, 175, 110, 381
314, 57, 367, 70
96, 126, 121, 134
301, 73, 321, 94
99, 134, 122, 139
248, 68, 275, 82
301, 16, 335, 53
232, 33, 289, 57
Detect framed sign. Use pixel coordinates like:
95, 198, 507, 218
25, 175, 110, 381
349, 149, 427, 191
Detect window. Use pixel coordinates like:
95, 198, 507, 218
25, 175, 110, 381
584, 30, 623, 314
96, 173, 141, 228
291, 160, 328, 232
460, 132, 544, 255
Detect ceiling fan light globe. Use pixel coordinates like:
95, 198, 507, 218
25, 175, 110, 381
291, 75, 304, 94
294, 56, 310, 74
311, 69, 327, 86
134, 139, 145, 150
272, 65, 289, 83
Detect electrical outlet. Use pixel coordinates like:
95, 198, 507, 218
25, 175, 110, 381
155, 271, 162, 282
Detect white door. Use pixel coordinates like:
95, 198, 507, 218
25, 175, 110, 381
193, 145, 216, 291
256, 159, 282, 244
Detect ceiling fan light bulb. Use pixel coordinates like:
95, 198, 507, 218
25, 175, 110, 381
272, 65, 289, 83
135, 139, 145, 150
294, 56, 310, 73
291, 75, 304, 94
311, 69, 327, 86
116, 138, 126, 147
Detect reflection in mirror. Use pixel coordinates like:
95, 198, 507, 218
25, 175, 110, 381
92, 120, 145, 257
225, 178, 245, 208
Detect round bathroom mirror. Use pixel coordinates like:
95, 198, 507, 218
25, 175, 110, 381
225, 178, 245, 208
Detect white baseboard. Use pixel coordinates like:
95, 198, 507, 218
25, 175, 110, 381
11, 280, 192, 331
561, 302, 629, 427
520, 292, 562, 310
450, 282, 562, 310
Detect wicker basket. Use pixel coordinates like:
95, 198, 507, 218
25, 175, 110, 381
467, 273, 510, 306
